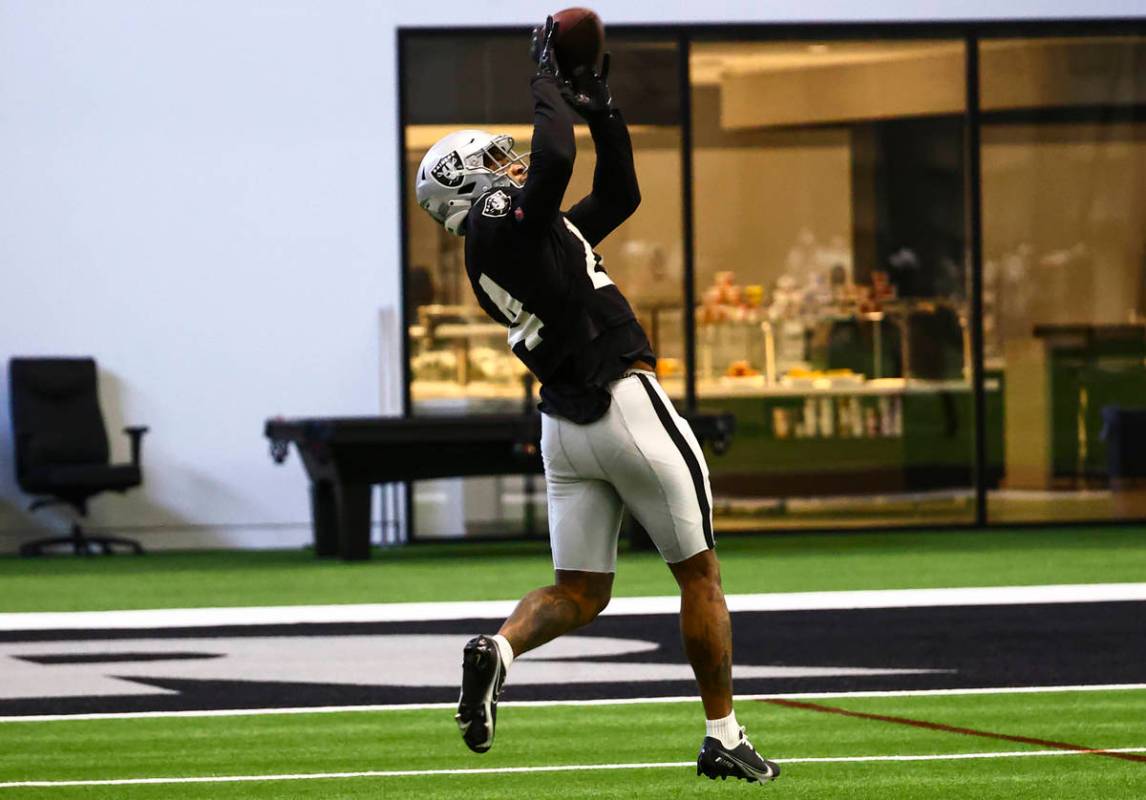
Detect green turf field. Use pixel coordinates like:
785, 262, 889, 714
3, 526, 1144, 797
2, 690, 1144, 798
2, 526, 1145, 612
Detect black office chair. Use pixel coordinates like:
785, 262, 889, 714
9, 358, 148, 556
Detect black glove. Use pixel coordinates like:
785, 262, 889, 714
561, 52, 613, 119
529, 16, 561, 79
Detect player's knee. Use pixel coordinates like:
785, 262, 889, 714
563, 582, 610, 624
557, 573, 613, 624
556, 569, 613, 624
669, 548, 723, 592
577, 586, 611, 621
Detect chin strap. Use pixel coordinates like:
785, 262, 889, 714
443, 202, 471, 236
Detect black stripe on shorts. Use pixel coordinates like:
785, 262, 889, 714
635, 374, 714, 550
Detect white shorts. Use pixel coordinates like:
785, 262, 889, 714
540, 370, 715, 573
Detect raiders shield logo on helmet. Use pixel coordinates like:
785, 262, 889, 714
482, 190, 511, 218
431, 152, 464, 188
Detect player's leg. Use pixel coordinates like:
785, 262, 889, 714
667, 548, 732, 719
499, 434, 625, 654
456, 415, 623, 754
498, 568, 613, 656
597, 372, 730, 708
606, 371, 779, 783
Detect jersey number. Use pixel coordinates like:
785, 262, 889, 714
564, 218, 615, 290
477, 222, 612, 354
479, 273, 544, 351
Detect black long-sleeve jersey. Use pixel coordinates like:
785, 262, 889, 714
463, 75, 655, 424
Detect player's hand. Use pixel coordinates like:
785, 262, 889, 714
561, 52, 613, 119
530, 16, 561, 79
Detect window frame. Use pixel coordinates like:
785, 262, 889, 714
397, 19, 1146, 537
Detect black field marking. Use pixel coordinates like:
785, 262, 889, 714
0, 601, 1143, 717
635, 374, 713, 548
764, 698, 1146, 765
17, 652, 222, 665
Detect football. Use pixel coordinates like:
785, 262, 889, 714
552, 7, 604, 73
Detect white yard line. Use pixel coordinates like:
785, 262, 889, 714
4, 683, 1145, 724
2, 748, 1144, 789
2, 583, 1145, 631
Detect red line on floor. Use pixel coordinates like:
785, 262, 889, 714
761, 697, 1146, 765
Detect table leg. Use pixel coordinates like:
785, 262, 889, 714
335, 482, 373, 561
309, 481, 340, 557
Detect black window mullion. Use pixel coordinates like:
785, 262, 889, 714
678, 32, 698, 414
965, 32, 988, 528
396, 29, 416, 541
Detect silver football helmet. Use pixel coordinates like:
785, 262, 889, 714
415, 130, 528, 236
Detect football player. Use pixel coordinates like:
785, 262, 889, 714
414, 17, 779, 785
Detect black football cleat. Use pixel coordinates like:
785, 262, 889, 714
697, 729, 781, 784
455, 635, 507, 753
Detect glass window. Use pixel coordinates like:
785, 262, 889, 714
401, 33, 685, 537
980, 36, 1146, 523
689, 39, 977, 531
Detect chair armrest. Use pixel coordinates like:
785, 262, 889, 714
123, 426, 150, 467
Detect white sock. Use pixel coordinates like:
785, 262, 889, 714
706, 711, 742, 749
490, 634, 515, 671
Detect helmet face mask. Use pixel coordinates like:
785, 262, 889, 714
416, 131, 528, 236
478, 135, 527, 180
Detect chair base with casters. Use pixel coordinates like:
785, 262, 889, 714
19, 524, 144, 557
18, 496, 145, 557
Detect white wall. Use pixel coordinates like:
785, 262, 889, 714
0, 1, 1138, 552
0, 1, 398, 550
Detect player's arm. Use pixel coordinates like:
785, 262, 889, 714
517, 18, 577, 236
564, 55, 641, 247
